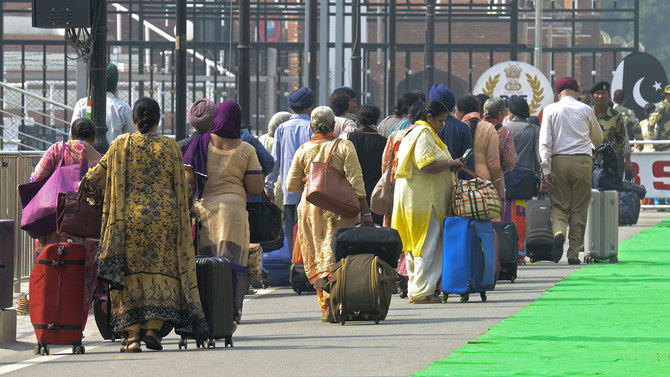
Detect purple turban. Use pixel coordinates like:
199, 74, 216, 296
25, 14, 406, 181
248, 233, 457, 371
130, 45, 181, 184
211, 100, 242, 139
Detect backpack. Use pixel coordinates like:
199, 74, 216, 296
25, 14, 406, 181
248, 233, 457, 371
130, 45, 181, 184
592, 141, 623, 190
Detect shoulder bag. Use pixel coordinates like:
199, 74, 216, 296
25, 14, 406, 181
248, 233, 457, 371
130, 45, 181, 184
452, 167, 501, 220
306, 138, 361, 218
19, 151, 83, 239
247, 191, 283, 243
56, 179, 103, 239
369, 125, 417, 216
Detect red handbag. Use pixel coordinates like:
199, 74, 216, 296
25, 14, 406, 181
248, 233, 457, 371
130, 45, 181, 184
56, 183, 103, 239
305, 139, 361, 218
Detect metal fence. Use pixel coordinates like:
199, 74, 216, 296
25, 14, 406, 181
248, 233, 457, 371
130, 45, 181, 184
0, 0, 639, 148
0, 151, 43, 291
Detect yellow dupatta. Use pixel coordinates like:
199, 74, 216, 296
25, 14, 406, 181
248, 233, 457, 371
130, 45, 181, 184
392, 121, 457, 257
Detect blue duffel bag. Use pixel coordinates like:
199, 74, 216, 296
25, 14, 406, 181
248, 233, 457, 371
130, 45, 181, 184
504, 163, 539, 200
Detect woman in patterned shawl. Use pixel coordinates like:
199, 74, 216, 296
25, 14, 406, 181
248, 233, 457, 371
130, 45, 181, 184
83, 97, 206, 352
31, 118, 102, 327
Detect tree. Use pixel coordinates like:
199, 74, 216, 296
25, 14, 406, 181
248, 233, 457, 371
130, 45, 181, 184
601, 0, 670, 76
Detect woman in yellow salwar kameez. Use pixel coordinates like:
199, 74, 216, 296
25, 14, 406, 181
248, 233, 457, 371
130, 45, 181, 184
392, 101, 462, 303
84, 97, 207, 352
286, 106, 373, 321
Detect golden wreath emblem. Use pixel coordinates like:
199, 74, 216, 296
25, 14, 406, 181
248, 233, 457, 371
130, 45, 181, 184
482, 74, 500, 97
525, 73, 545, 114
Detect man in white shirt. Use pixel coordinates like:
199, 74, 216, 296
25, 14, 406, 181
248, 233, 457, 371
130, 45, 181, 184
70, 63, 133, 147
539, 77, 604, 265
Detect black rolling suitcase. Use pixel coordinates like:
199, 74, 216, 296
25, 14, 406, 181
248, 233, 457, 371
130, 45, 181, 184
176, 257, 234, 349
289, 263, 316, 295
492, 221, 519, 283
331, 226, 403, 268
525, 198, 555, 263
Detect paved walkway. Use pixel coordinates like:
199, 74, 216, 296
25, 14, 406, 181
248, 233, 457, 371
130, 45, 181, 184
1, 211, 667, 376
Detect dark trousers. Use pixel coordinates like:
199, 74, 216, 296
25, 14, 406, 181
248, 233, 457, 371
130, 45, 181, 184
284, 204, 298, 255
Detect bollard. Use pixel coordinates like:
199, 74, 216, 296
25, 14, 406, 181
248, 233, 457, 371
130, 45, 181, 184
0, 220, 14, 309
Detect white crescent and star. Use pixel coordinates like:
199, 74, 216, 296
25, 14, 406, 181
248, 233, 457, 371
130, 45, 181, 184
633, 78, 664, 107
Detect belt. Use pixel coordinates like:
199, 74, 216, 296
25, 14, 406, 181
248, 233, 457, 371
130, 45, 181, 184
552, 153, 591, 157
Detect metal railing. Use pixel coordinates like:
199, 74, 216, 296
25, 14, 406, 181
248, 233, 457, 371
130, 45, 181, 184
0, 82, 73, 151
0, 151, 43, 292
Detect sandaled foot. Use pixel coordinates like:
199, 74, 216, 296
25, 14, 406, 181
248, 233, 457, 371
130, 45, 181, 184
120, 339, 142, 353
411, 295, 443, 304
143, 331, 163, 351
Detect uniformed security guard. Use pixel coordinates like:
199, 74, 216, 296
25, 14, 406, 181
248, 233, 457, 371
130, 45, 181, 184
649, 85, 670, 151
591, 81, 631, 176
612, 89, 643, 150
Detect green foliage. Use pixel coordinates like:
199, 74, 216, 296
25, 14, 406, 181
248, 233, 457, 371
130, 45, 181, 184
601, 0, 670, 76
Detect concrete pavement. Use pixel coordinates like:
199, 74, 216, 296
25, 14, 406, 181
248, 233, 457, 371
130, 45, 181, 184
1, 211, 667, 376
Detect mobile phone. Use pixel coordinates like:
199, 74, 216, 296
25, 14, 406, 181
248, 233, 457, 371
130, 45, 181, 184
461, 148, 473, 162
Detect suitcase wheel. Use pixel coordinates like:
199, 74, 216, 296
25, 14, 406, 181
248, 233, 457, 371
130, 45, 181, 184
72, 344, 85, 354
460, 294, 469, 303
34, 344, 49, 356
529, 257, 536, 263
207, 339, 216, 349
610, 256, 618, 263
480, 292, 487, 302
374, 319, 379, 325
399, 291, 407, 299
178, 338, 188, 350
340, 318, 346, 326
510, 277, 516, 283
584, 255, 593, 264
296, 288, 302, 295
224, 336, 233, 348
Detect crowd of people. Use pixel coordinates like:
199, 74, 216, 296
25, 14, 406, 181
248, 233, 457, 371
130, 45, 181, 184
29, 62, 670, 351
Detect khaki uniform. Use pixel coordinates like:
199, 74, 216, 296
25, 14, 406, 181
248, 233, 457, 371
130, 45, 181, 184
649, 99, 670, 151
613, 103, 643, 142
594, 106, 629, 173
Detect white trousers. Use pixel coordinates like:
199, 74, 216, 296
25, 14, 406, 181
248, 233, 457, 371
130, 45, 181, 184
405, 209, 443, 301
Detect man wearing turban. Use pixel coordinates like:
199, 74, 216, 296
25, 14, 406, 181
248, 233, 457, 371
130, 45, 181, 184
70, 63, 133, 149
539, 77, 603, 265
265, 87, 315, 251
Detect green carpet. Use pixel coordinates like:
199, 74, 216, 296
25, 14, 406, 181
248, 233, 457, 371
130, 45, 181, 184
414, 220, 670, 377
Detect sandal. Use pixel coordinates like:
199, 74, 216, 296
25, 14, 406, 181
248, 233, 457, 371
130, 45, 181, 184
120, 339, 142, 353
143, 333, 163, 351
411, 295, 443, 304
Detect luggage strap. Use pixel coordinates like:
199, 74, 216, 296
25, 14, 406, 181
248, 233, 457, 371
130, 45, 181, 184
34, 324, 82, 330
38, 260, 85, 267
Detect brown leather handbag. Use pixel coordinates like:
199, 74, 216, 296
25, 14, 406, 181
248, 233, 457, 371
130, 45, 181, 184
56, 183, 103, 239
306, 138, 361, 218
369, 163, 394, 216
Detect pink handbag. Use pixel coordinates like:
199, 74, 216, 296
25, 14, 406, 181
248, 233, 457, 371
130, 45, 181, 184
19, 152, 83, 239
305, 139, 361, 218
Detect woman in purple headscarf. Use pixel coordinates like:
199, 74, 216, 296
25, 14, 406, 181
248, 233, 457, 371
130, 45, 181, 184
184, 101, 264, 326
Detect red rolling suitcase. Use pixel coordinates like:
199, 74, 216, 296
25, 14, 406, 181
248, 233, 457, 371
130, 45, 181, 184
29, 242, 86, 355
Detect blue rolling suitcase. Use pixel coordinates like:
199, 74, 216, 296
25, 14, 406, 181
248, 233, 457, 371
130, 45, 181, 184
261, 228, 291, 287
441, 217, 497, 303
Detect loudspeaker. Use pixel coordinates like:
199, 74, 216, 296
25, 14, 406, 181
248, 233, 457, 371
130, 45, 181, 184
0, 220, 15, 310
32, 0, 91, 28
